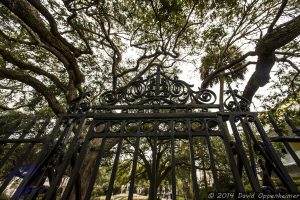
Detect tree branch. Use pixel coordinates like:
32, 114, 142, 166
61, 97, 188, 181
149, 0, 163, 45
1, 0, 85, 94
256, 14, 300, 54
94, 15, 122, 91
271, 89, 300, 112
116, 51, 160, 78
0, 47, 68, 94
275, 51, 300, 57
0, 29, 37, 45
27, 0, 87, 56
64, 4, 93, 55
0, 68, 65, 114
267, 0, 288, 33
220, 0, 257, 62
223, 61, 257, 76
201, 51, 256, 89
276, 57, 300, 72
243, 13, 300, 101
0, 104, 28, 111
171, 2, 197, 57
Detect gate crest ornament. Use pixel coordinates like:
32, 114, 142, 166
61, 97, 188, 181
101, 66, 217, 106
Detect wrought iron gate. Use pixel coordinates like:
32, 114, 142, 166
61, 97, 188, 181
0, 66, 299, 199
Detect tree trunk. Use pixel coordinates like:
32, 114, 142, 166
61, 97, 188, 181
243, 14, 300, 101
242, 52, 275, 101
66, 123, 119, 200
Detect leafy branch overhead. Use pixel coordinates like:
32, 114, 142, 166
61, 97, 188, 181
0, 0, 299, 114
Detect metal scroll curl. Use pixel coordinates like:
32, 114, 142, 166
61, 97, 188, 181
193, 89, 217, 104
68, 92, 91, 113
170, 80, 186, 97
169, 79, 190, 104
125, 79, 146, 103
224, 89, 250, 111
101, 90, 120, 105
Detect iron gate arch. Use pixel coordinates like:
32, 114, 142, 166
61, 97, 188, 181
0, 66, 299, 200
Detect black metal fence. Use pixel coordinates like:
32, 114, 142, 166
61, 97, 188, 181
0, 67, 299, 199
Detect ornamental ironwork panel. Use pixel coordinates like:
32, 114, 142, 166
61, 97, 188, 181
0, 66, 299, 200
101, 67, 216, 106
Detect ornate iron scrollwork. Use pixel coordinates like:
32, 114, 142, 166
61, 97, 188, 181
224, 89, 250, 111
101, 67, 216, 105
68, 92, 91, 113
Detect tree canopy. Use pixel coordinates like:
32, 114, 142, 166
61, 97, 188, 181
0, 0, 299, 115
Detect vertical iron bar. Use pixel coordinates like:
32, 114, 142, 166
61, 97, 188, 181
243, 118, 292, 190
0, 118, 50, 194
84, 120, 112, 200
26, 118, 76, 199
240, 118, 257, 176
0, 118, 21, 154
155, 66, 160, 96
252, 115, 298, 193
0, 118, 37, 170
83, 137, 107, 200
61, 119, 95, 200
128, 137, 140, 200
217, 115, 244, 192
170, 121, 177, 200
105, 138, 123, 200
0, 117, 8, 128
1, 118, 22, 139
82, 120, 111, 200
127, 118, 141, 200
285, 115, 300, 136
269, 115, 300, 167
229, 115, 261, 192
11, 117, 65, 200
187, 119, 201, 199
280, 141, 300, 167
204, 119, 220, 191
44, 118, 86, 200
149, 137, 157, 200
25, 172, 51, 200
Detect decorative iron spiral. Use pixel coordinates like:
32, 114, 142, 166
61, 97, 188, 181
169, 80, 192, 104
170, 81, 186, 97
224, 90, 250, 111
194, 89, 216, 104
101, 91, 119, 105
125, 80, 146, 103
